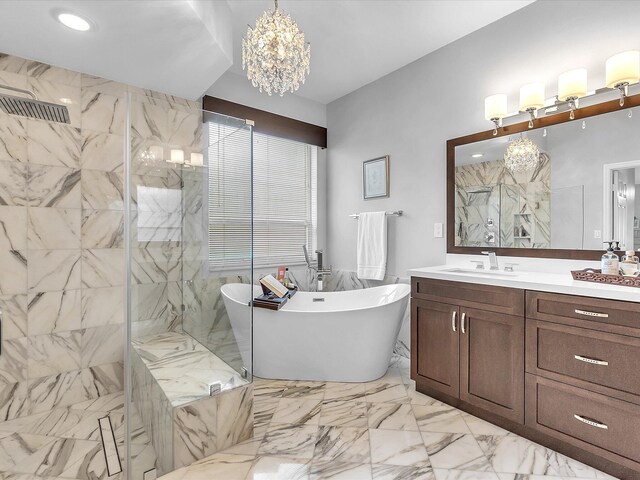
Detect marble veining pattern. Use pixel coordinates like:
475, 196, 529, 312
132, 332, 253, 476
159, 355, 617, 480
0, 51, 140, 428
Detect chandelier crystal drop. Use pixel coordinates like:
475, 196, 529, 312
503, 137, 540, 173
242, 0, 310, 96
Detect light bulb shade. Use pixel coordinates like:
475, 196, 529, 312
190, 152, 204, 167
169, 149, 184, 164
558, 68, 587, 101
484, 94, 507, 120
606, 50, 640, 88
519, 82, 545, 111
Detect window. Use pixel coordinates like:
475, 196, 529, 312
208, 121, 317, 270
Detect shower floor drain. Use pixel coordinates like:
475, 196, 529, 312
98, 415, 122, 477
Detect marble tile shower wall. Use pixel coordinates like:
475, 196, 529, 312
0, 52, 200, 419
129, 94, 203, 340
455, 155, 551, 248
0, 53, 125, 420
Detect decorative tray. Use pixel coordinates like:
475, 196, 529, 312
571, 268, 640, 288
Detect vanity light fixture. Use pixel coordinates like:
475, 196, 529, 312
169, 149, 185, 165
606, 50, 640, 106
484, 94, 507, 136
471, 153, 484, 158
483, 50, 639, 132
56, 12, 92, 31
558, 68, 587, 119
190, 152, 204, 167
519, 83, 545, 128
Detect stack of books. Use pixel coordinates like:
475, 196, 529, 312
254, 274, 297, 310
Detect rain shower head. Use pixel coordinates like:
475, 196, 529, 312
466, 186, 493, 194
0, 84, 70, 124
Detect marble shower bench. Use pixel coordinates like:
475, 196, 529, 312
131, 332, 253, 475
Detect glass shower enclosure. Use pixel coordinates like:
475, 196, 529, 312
125, 94, 254, 479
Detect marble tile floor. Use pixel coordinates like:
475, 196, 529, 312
0, 390, 158, 480
158, 356, 617, 480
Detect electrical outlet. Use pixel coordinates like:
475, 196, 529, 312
434, 223, 444, 238
594, 230, 601, 239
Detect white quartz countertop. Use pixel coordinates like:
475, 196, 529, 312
408, 265, 640, 303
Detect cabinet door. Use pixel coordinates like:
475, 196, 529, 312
459, 307, 524, 423
412, 299, 459, 398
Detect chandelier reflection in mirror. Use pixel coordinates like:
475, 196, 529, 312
504, 137, 540, 173
242, 0, 311, 96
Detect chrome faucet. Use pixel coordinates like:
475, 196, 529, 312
481, 251, 499, 270
302, 245, 331, 291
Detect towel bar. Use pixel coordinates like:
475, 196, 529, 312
349, 210, 403, 219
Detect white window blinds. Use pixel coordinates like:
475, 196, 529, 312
208, 121, 317, 270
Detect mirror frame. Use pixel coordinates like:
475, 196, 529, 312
447, 93, 640, 261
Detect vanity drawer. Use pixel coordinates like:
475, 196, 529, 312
411, 277, 524, 316
526, 319, 640, 399
526, 375, 640, 466
526, 291, 640, 333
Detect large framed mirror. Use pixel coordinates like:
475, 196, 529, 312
447, 94, 640, 260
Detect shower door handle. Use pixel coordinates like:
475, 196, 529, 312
451, 310, 457, 332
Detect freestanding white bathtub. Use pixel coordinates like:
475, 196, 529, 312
221, 283, 410, 382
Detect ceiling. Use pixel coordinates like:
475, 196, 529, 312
227, 0, 534, 104
0, 0, 534, 103
0, 0, 233, 100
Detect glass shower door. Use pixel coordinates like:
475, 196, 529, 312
125, 95, 254, 479
182, 112, 254, 381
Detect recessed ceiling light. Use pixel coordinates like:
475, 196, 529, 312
57, 12, 92, 31
471, 153, 484, 158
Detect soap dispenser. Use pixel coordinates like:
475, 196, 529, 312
620, 250, 639, 276
601, 241, 620, 275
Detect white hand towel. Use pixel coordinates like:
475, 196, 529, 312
357, 211, 387, 280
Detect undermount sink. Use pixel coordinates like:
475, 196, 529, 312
441, 267, 520, 278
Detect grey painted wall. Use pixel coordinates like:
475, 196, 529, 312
548, 110, 640, 250
326, 0, 640, 276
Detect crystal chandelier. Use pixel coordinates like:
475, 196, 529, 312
242, 0, 310, 96
504, 137, 540, 173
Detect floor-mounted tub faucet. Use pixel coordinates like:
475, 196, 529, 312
302, 245, 332, 291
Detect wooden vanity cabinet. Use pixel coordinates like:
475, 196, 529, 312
412, 299, 460, 398
411, 278, 525, 423
412, 278, 640, 479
